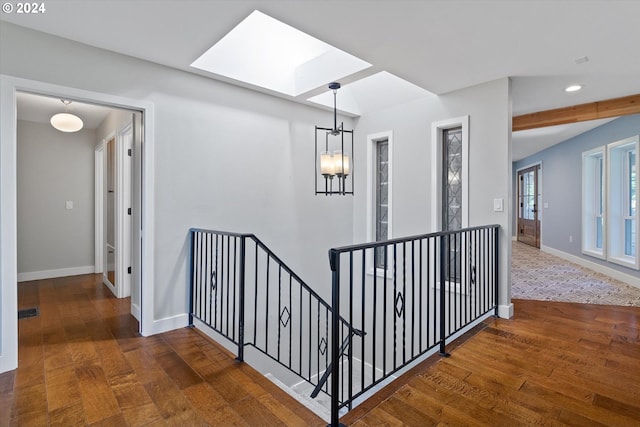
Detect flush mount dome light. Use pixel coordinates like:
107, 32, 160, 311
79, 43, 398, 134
50, 100, 83, 132
565, 85, 583, 92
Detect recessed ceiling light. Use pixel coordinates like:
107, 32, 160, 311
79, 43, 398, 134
565, 85, 582, 92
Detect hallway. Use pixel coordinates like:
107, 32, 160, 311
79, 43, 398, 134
512, 241, 640, 306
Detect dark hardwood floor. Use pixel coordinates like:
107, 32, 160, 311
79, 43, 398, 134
0, 275, 324, 426
2, 275, 639, 426
344, 299, 640, 426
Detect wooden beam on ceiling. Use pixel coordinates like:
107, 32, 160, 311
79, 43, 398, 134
513, 94, 640, 132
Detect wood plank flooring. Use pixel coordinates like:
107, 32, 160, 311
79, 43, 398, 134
2, 275, 639, 426
344, 299, 640, 426
0, 275, 324, 427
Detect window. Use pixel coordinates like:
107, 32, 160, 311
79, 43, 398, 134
375, 139, 389, 268
443, 126, 463, 282
367, 131, 393, 274
608, 137, 638, 267
583, 135, 639, 269
431, 116, 469, 231
582, 148, 605, 258
625, 150, 636, 256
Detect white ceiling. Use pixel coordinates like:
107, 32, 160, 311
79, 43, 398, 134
3, 0, 640, 156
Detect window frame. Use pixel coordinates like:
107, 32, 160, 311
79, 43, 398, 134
366, 130, 393, 277
582, 146, 607, 259
607, 136, 639, 269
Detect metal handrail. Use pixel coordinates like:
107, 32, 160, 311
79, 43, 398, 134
189, 228, 363, 402
189, 225, 500, 427
327, 224, 500, 426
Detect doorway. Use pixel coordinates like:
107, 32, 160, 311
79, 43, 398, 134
0, 75, 155, 373
517, 164, 541, 248
15, 93, 139, 303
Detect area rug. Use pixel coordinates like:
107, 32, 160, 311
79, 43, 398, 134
511, 241, 640, 306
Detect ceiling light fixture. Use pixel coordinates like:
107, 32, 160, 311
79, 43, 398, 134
50, 99, 83, 132
315, 82, 354, 196
564, 85, 583, 93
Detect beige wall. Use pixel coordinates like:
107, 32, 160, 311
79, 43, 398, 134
17, 120, 96, 277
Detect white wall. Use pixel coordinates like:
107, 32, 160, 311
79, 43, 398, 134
17, 120, 95, 279
1, 23, 354, 324
353, 78, 513, 314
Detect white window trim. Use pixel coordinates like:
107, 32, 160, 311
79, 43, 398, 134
366, 130, 393, 277
607, 135, 639, 269
582, 146, 607, 260
431, 116, 469, 231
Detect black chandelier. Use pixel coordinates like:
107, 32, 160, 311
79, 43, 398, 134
315, 82, 354, 195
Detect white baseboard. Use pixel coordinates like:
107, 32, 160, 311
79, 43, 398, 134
150, 313, 189, 335
18, 265, 95, 282
0, 351, 18, 374
540, 245, 640, 290
498, 303, 514, 319
131, 303, 141, 321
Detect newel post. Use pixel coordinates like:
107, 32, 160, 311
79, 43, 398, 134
329, 249, 342, 427
439, 234, 450, 357
237, 235, 246, 362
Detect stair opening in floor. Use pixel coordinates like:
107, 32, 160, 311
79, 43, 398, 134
188, 225, 500, 425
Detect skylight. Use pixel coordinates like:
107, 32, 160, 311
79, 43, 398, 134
191, 10, 371, 97
307, 71, 435, 116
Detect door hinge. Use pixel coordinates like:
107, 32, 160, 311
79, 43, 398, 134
127, 266, 131, 274
127, 208, 132, 215
127, 148, 132, 156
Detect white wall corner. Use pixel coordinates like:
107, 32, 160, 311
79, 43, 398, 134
148, 313, 189, 336
131, 303, 141, 322
498, 303, 514, 319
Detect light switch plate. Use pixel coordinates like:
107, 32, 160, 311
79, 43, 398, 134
493, 198, 503, 212
65, 201, 73, 210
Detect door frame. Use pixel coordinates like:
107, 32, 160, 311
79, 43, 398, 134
96, 122, 134, 300
516, 161, 542, 247
117, 121, 134, 299
0, 75, 156, 373
95, 142, 105, 274
98, 134, 118, 297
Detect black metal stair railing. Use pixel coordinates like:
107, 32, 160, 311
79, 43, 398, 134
326, 225, 500, 426
188, 228, 360, 401
189, 225, 500, 427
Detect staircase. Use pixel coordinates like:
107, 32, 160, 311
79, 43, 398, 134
189, 225, 500, 426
